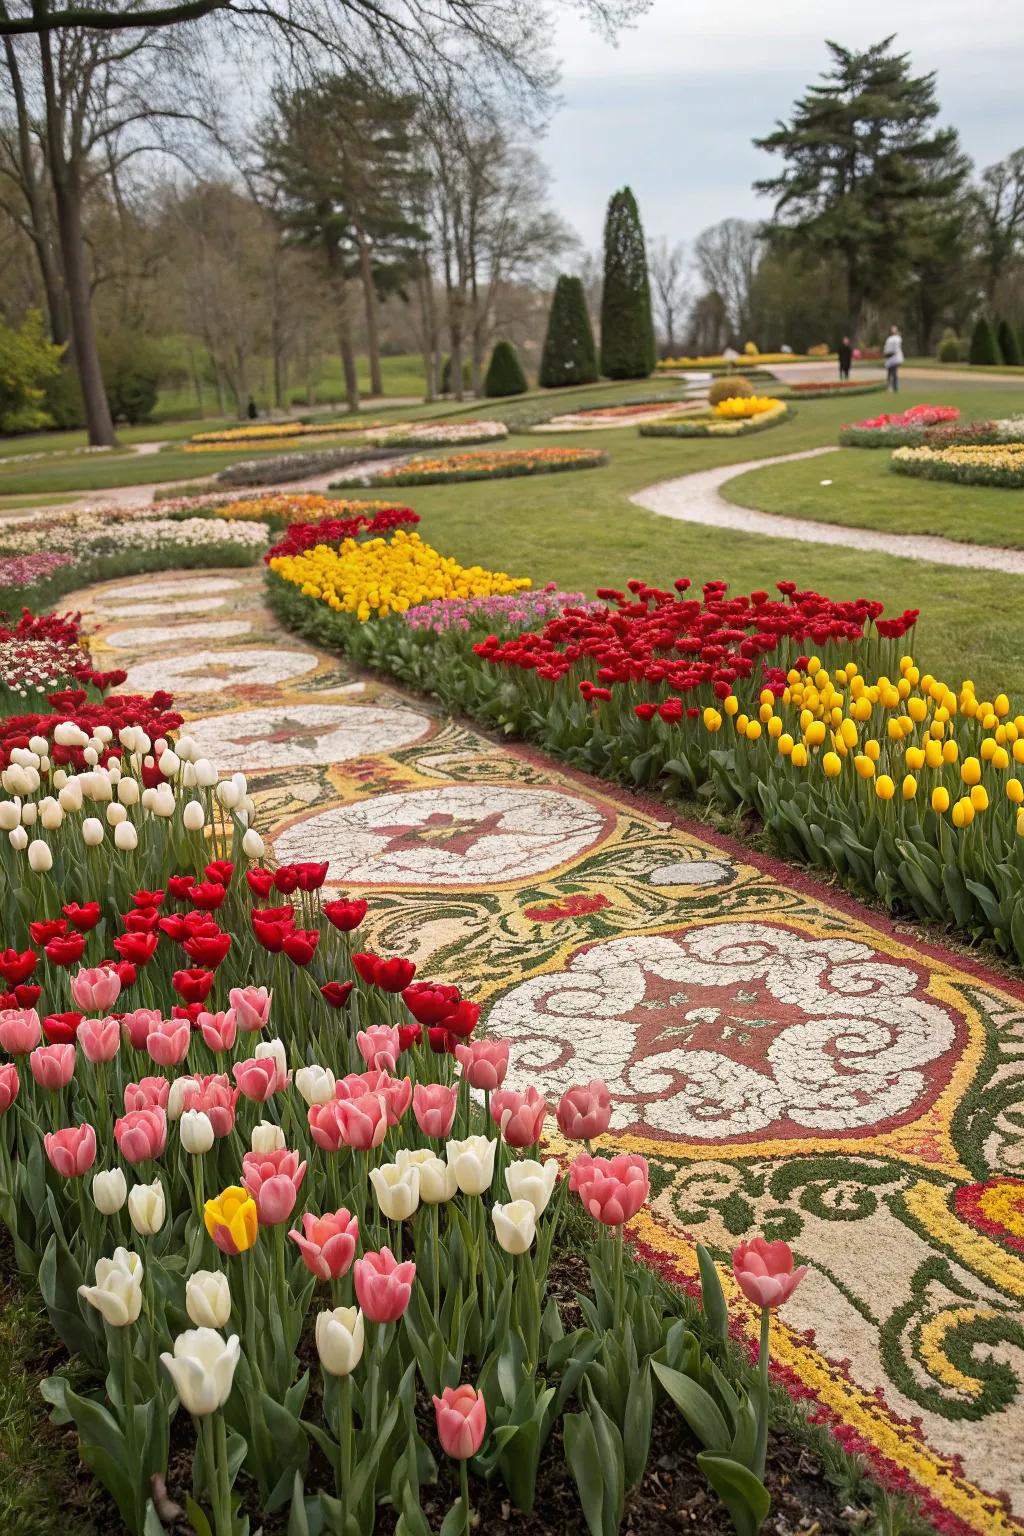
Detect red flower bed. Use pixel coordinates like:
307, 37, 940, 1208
0, 690, 181, 770
265, 506, 420, 562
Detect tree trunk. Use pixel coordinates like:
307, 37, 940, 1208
2, 32, 67, 347
324, 232, 359, 412
355, 225, 383, 396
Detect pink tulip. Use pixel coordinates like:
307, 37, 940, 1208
44, 1122, 97, 1178
433, 1384, 486, 1460
412, 1083, 458, 1140
556, 1080, 612, 1141
188, 1074, 237, 1138
146, 1017, 190, 1068
336, 1092, 389, 1150
568, 1152, 595, 1192
732, 1237, 808, 1310
121, 1007, 162, 1050
0, 1007, 41, 1054
455, 1038, 509, 1091
78, 1015, 121, 1064
490, 1085, 548, 1148
114, 1105, 167, 1163
573, 1152, 648, 1226
289, 1208, 359, 1280
242, 1147, 307, 1226
356, 1023, 400, 1073
198, 1009, 237, 1052
0, 1062, 20, 1112
29, 1043, 76, 1090
124, 1076, 170, 1112
354, 1246, 415, 1322
233, 1056, 279, 1103
229, 985, 271, 1033
70, 966, 121, 1013
338, 1069, 411, 1127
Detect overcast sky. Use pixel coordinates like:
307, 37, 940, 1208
544, 0, 1024, 254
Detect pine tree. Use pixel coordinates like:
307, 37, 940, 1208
599, 189, 656, 379
539, 275, 599, 388
969, 316, 1001, 365
483, 340, 528, 397
997, 317, 1022, 367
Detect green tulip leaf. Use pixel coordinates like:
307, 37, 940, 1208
697, 1452, 771, 1536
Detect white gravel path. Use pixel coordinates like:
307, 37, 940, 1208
630, 445, 1024, 574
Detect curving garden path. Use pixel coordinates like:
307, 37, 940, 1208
631, 446, 1024, 573
56, 562, 1024, 1536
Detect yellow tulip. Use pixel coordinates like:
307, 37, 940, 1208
902, 774, 918, 800
907, 697, 928, 723
951, 797, 974, 829
204, 1186, 258, 1255
942, 740, 959, 764
864, 739, 881, 762
992, 746, 1010, 771
852, 697, 872, 722
1007, 778, 1024, 804
875, 775, 895, 801
736, 714, 749, 734
822, 752, 842, 778
724, 695, 739, 717
970, 785, 989, 811
839, 718, 858, 749
923, 741, 942, 769
759, 688, 775, 707
960, 757, 982, 786
745, 720, 762, 741
980, 738, 995, 761
777, 733, 794, 757
854, 754, 875, 779
1018, 808, 1024, 837
805, 720, 826, 747
931, 787, 950, 813
790, 744, 808, 768
905, 747, 925, 771
995, 693, 1010, 717
1014, 739, 1024, 764
767, 716, 782, 738
703, 708, 722, 733
759, 702, 773, 724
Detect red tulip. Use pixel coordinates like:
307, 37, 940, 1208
252, 918, 288, 953
412, 1082, 458, 1139
13, 982, 40, 1008
184, 931, 231, 968
29, 1042, 76, 1090
433, 1384, 486, 1460
0, 949, 37, 985
63, 901, 101, 932
166, 874, 196, 901
556, 1080, 612, 1141
242, 1147, 307, 1225
402, 981, 461, 1025
320, 981, 354, 1009
397, 1021, 421, 1051
44, 1122, 96, 1178
490, 1085, 548, 1148
0, 1007, 41, 1053
113, 932, 158, 966
323, 899, 367, 933
245, 867, 276, 899
292, 861, 328, 892
121, 907, 161, 935
204, 860, 234, 887
282, 928, 319, 966
132, 888, 164, 909
455, 1039, 509, 1091
189, 881, 226, 911
289, 1208, 358, 1280
114, 1105, 167, 1163
271, 865, 299, 894
78, 1015, 121, 1064
172, 968, 215, 1004
354, 1246, 415, 1322
732, 1237, 808, 1310
29, 919, 67, 946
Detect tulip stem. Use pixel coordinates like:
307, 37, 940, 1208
274, 1220, 288, 1320
613, 1226, 624, 1335
215, 1409, 232, 1536
242, 1248, 259, 1375
338, 1373, 353, 1533
754, 1306, 771, 1479
431, 1202, 440, 1317
459, 1458, 470, 1536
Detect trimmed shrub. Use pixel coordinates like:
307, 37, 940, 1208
997, 318, 1022, 368
969, 316, 1001, 366
936, 329, 961, 364
539, 275, 599, 388
599, 187, 656, 379
100, 331, 162, 424
708, 375, 754, 406
484, 340, 528, 397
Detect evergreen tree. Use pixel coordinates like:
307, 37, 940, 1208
483, 340, 528, 397
539, 275, 599, 387
599, 189, 656, 379
969, 315, 1001, 365
997, 317, 1022, 367
754, 38, 967, 332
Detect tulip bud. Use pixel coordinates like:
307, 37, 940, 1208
370, 1161, 420, 1221
183, 801, 205, 832
59, 778, 84, 812
114, 822, 138, 851
215, 781, 240, 810
250, 1120, 285, 1154
295, 1064, 336, 1106
160, 1329, 241, 1415
151, 787, 176, 819
118, 778, 140, 807
180, 1109, 215, 1155
159, 751, 180, 779
39, 798, 63, 831
491, 1199, 537, 1255
9, 826, 28, 851
397, 1148, 456, 1204
194, 759, 218, 788
504, 1158, 559, 1216
241, 828, 265, 859
176, 735, 197, 762
20, 801, 37, 827
82, 818, 104, 847
0, 801, 20, 831
167, 1075, 199, 1120
445, 1135, 496, 1196
92, 1167, 128, 1215
53, 769, 68, 789
128, 1177, 166, 1235
29, 735, 48, 756
315, 1306, 365, 1377
106, 802, 127, 826
185, 1269, 231, 1328
27, 839, 52, 873
83, 747, 98, 766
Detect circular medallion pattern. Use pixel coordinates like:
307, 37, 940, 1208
184, 702, 432, 770
125, 647, 319, 697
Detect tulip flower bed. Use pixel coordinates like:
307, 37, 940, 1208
0, 692, 819, 1535
264, 508, 421, 563
215, 445, 400, 490
639, 402, 791, 438
891, 442, 1024, 488
837, 404, 959, 447
213, 495, 408, 530
364, 420, 509, 447
0, 608, 124, 713
188, 420, 383, 449
330, 446, 608, 488
771, 380, 883, 400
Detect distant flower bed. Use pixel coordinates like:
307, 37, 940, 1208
403, 583, 593, 634
188, 418, 383, 448
215, 445, 397, 489
838, 405, 959, 448
211, 494, 399, 528
891, 442, 1024, 488
640, 401, 792, 438
656, 352, 831, 369
330, 446, 607, 487
536, 400, 697, 431
364, 420, 508, 448
774, 380, 884, 400
0, 551, 75, 596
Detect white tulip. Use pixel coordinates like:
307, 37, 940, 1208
27, 839, 52, 873
29, 735, 49, 756
180, 1109, 215, 1155
54, 722, 88, 748
114, 822, 138, 851
232, 772, 247, 797
20, 801, 37, 826
250, 1120, 285, 1154
151, 787, 176, 819
39, 755, 51, 775
491, 1199, 537, 1256
52, 768, 68, 789
185, 1270, 231, 1329
161, 1328, 240, 1415
83, 747, 99, 766
8, 826, 28, 851
159, 750, 180, 779
128, 1178, 166, 1235
0, 800, 20, 831
78, 1248, 143, 1327
241, 829, 265, 859
94, 725, 113, 744
369, 1161, 420, 1221
39, 798, 63, 831
397, 1150, 456, 1204
82, 818, 104, 847
117, 778, 140, 807
182, 801, 206, 832
180, 763, 197, 788
176, 735, 197, 762
235, 809, 249, 829
445, 1135, 497, 1196
92, 1167, 128, 1215
2, 765, 30, 795
295, 1064, 336, 1106
140, 787, 157, 813
215, 780, 240, 810
315, 1307, 364, 1377
59, 779, 83, 812
86, 771, 112, 802
107, 761, 121, 783
194, 758, 218, 788
167, 1075, 199, 1120
255, 1038, 287, 1081
106, 802, 127, 827
504, 1158, 559, 1217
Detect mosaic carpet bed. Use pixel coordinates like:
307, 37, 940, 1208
73, 568, 1024, 1536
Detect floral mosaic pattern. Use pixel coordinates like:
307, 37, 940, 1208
70, 566, 1024, 1536
185, 702, 433, 771
105, 618, 251, 649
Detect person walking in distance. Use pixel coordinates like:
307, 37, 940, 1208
838, 335, 853, 381
883, 325, 903, 393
